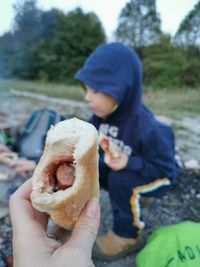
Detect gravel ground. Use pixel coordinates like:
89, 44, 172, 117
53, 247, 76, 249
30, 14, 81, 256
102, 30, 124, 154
1, 89, 200, 163
0, 90, 200, 267
0, 169, 200, 267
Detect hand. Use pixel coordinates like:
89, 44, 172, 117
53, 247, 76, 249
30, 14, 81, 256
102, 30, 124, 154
10, 179, 100, 267
106, 152, 128, 171
0, 151, 17, 166
10, 158, 36, 177
0, 143, 11, 152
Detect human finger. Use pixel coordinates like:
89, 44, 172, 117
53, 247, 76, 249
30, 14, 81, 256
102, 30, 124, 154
0, 144, 11, 152
66, 198, 100, 255
13, 162, 35, 173
13, 165, 28, 173
10, 179, 48, 235
47, 222, 70, 243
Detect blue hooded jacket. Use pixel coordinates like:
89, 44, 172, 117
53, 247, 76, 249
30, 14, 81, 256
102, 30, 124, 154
75, 43, 179, 182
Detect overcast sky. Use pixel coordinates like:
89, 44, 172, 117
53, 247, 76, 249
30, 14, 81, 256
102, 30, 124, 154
0, 0, 198, 39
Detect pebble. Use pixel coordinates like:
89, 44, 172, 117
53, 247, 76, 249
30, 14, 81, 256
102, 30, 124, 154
190, 189, 196, 195
185, 194, 190, 200
0, 207, 9, 220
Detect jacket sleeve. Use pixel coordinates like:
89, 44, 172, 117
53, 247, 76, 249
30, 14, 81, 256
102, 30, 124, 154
126, 125, 178, 180
88, 115, 99, 128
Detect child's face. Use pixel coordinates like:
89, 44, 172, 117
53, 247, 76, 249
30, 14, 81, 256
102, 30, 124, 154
84, 85, 117, 118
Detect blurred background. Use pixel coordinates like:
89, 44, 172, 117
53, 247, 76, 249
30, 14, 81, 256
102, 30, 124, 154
0, 1, 200, 267
0, 0, 200, 90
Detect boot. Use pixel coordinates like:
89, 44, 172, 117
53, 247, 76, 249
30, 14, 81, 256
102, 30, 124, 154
93, 230, 144, 261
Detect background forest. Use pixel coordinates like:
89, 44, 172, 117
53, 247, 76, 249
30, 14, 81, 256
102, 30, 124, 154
0, 0, 200, 88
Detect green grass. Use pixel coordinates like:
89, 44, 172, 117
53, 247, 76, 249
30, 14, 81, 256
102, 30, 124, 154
1, 79, 200, 116
143, 88, 200, 117
0, 79, 85, 101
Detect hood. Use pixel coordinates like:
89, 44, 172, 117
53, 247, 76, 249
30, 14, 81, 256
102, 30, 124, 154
75, 42, 143, 120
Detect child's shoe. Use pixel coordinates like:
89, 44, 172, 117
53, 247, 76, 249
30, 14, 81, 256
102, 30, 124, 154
93, 230, 144, 261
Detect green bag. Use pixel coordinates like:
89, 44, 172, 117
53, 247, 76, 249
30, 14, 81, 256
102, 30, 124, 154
136, 221, 200, 267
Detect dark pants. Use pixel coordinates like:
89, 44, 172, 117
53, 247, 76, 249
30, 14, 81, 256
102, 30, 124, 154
99, 163, 171, 238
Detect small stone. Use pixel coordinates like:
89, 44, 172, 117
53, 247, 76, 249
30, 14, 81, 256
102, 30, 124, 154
0, 172, 8, 181
184, 159, 200, 169
190, 189, 196, 195
0, 207, 9, 219
185, 194, 190, 200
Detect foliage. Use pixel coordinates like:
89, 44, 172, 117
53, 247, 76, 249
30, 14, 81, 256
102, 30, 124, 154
114, 0, 200, 89
115, 0, 161, 49
30, 8, 105, 82
0, 0, 200, 88
0, 33, 15, 77
179, 45, 200, 87
142, 35, 187, 88
0, 0, 50, 79
142, 35, 200, 88
174, 0, 200, 47
0, 2, 106, 82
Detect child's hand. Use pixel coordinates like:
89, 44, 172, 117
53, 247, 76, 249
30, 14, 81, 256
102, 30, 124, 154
106, 152, 128, 171
0, 143, 11, 152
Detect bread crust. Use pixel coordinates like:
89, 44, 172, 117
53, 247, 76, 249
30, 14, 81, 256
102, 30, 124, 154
31, 118, 99, 230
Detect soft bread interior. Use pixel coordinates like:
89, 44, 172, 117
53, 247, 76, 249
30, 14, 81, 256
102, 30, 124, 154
31, 118, 99, 229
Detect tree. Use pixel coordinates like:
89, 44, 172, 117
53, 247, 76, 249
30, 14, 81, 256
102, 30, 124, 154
174, 1, 200, 47
0, 32, 15, 78
13, 0, 42, 43
179, 45, 200, 87
173, 1, 200, 87
0, 4, 106, 82
30, 8, 106, 82
8, 0, 43, 78
142, 35, 188, 88
115, 0, 161, 50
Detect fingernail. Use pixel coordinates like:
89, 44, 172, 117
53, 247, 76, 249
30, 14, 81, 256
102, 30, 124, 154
84, 198, 99, 219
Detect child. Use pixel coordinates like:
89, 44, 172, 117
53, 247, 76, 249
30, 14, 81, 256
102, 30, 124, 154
75, 42, 179, 261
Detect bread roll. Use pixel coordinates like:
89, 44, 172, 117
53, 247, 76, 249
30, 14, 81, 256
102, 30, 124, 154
31, 118, 99, 230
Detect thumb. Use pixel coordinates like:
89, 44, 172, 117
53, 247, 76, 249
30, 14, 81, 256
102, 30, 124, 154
67, 198, 100, 255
